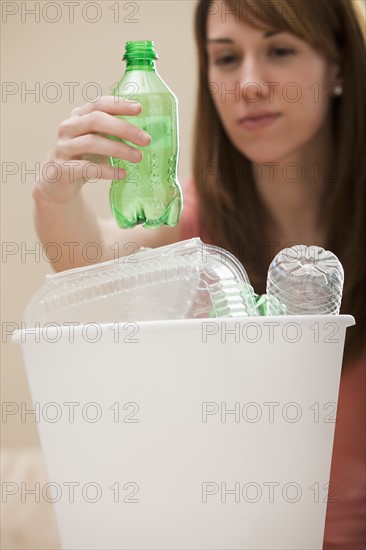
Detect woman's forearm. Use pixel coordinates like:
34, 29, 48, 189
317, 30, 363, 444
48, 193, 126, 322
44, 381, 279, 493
32, 187, 111, 272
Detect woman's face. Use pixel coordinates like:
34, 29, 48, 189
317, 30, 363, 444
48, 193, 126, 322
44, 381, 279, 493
206, 3, 342, 164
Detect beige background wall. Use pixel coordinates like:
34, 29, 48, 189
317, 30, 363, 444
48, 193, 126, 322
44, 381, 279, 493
1, 0, 197, 448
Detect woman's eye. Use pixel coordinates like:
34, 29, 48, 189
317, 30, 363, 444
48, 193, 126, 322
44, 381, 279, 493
269, 48, 294, 58
214, 54, 238, 66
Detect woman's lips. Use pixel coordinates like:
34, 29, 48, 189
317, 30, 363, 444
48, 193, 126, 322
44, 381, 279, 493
239, 113, 282, 130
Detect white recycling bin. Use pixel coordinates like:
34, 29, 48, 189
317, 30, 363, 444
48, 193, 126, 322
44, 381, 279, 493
12, 314, 355, 550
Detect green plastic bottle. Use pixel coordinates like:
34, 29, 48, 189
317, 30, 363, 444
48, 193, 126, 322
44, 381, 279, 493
109, 40, 183, 229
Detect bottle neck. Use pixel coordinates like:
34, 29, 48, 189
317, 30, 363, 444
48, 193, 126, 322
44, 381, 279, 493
125, 59, 156, 71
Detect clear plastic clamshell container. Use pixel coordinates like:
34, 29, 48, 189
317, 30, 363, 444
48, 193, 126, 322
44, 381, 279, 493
24, 238, 258, 326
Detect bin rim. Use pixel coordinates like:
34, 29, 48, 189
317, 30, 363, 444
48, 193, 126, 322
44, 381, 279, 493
11, 314, 355, 343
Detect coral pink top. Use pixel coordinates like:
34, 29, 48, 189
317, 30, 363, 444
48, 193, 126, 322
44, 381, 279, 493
180, 177, 206, 242
180, 177, 366, 549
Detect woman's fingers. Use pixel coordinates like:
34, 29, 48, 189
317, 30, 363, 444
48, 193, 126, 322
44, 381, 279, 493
34, 96, 148, 204
53, 159, 126, 182
70, 96, 143, 118
58, 109, 151, 146
57, 133, 145, 163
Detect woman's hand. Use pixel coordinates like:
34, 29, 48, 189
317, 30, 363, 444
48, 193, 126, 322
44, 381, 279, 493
33, 96, 151, 205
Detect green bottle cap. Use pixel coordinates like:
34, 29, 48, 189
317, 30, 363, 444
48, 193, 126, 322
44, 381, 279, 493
123, 40, 158, 61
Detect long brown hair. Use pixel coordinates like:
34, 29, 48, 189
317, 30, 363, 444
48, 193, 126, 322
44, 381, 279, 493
192, 0, 366, 367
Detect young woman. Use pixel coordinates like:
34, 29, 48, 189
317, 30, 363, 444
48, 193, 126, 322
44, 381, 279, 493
32, 1, 365, 547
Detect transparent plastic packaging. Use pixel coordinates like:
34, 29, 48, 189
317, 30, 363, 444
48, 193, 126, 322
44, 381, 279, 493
24, 238, 258, 326
255, 293, 287, 316
266, 245, 344, 316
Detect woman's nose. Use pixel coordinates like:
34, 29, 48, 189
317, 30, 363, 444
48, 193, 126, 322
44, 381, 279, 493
238, 57, 271, 102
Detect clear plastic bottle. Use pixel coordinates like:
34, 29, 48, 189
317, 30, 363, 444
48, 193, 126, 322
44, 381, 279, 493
109, 40, 183, 229
266, 245, 344, 315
